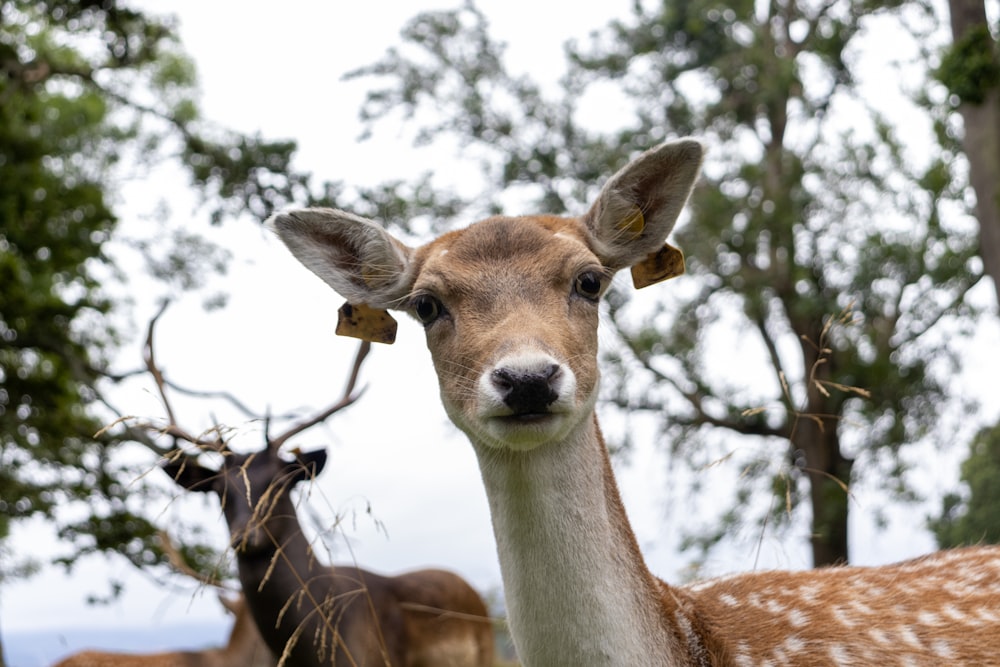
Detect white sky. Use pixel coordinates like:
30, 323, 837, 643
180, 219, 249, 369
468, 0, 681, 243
5, 0, 1000, 658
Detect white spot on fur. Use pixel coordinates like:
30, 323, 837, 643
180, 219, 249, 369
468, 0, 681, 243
899, 625, 923, 648
733, 643, 754, 667
781, 635, 806, 654
786, 609, 808, 628
718, 593, 738, 607
831, 606, 856, 628
828, 644, 849, 663
932, 639, 955, 658
868, 627, 890, 645
796, 583, 821, 604
764, 598, 787, 615
917, 610, 941, 626
941, 604, 968, 622
977, 607, 1000, 623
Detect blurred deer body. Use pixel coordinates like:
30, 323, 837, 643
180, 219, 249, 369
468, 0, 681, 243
51, 594, 274, 667
269, 139, 1000, 666
164, 446, 494, 667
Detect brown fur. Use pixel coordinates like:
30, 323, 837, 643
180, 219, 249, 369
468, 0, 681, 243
164, 447, 495, 666
270, 140, 1000, 665
673, 546, 1000, 665
51, 595, 275, 667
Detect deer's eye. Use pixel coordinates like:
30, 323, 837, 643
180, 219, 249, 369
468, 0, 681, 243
411, 294, 444, 325
574, 271, 605, 301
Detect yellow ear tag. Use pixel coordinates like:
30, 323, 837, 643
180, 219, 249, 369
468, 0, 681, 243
630, 243, 685, 289
335, 302, 398, 344
617, 205, 646, 238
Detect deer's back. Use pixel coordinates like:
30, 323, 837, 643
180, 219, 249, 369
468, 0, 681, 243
674, 545, 1000, 666
390, 568, 495, 667
51, 650, 208, 667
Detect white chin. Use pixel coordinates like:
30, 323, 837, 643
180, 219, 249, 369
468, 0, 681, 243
475, 414, 576, 451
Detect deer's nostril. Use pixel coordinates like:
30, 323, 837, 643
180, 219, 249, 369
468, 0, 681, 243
492, 368, 516, 394
491, 365, 561, 414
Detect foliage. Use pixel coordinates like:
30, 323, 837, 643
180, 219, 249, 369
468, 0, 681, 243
0, 0, 317, 594
932, 0, 1000, 309
347, 0, 983, 565
930, 422, 1000, 547
936, 21, 1000, 105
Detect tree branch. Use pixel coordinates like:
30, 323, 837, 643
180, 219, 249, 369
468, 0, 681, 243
157, 530, 234, 591
618, 330, 788, 440
750, 300, 794, 414
895, 274, 984, 348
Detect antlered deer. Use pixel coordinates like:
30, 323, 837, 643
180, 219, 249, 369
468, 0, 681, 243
136, 311, 494, 667
164, 443, 494, 667
268, 139, 1000, 666
50, 594, 274, 667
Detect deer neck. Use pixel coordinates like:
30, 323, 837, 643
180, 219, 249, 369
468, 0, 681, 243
237, 493, 319, 574
472, 414, 691, 666
233, 494, 326, 660
220, 608, 271, 666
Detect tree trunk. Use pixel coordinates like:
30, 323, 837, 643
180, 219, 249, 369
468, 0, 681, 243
795, 408, 853, 566
948, 0, 1000, 307
794, 330, 853, 567
803, 432, 853, 566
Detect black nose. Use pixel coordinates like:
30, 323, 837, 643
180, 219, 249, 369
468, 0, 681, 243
491, 364, 560, 415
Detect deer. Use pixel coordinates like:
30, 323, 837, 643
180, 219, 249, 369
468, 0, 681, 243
164, 443, 495, 667
50, 593, 275, 667
144, 322, 495, 667
267, 138, 1000, 666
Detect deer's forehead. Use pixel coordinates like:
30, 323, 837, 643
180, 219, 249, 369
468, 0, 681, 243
219, 453, 275, 486
415, 216, 597, 289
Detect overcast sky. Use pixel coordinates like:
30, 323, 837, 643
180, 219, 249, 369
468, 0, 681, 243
6, 0, 1000, 660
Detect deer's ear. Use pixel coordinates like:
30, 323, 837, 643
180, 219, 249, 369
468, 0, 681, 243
289, 448, 327, 484
583, 139, 704, 271
162, 457, 218, 493
267, 208, 416, 309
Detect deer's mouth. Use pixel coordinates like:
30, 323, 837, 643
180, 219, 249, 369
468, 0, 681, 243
229, 523, 275, 556
499, 411, 554, 423
474, 409, 578, 451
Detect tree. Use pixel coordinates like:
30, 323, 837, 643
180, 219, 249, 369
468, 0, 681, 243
0, 1, 320, 652
930, 423, 1000, 547
938, 0, 1000, 307
346, 0, 984, 566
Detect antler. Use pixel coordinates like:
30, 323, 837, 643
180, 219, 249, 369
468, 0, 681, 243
140, 301, 371, 457
265, 340, 371, 453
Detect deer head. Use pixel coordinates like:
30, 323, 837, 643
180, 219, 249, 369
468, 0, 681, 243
163, 445, 327, 554
265, 138, 1000, 667
138, 306, 495, 667
268, 140, 702, 453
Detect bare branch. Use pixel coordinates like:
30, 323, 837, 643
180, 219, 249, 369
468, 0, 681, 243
750, 304, 794, 414
668, 408, 789, 439
894, 275, 984, 348
157, 530, 234, 591
144, 300, 176, 425
615, 323, 788, 440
